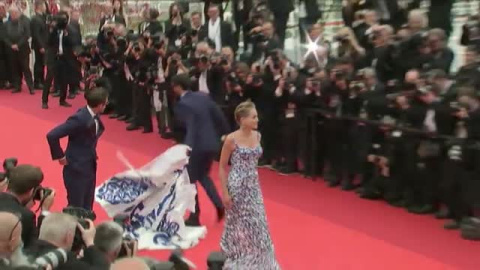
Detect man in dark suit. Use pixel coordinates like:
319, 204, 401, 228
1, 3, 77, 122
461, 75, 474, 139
46, 87, 109, 210
4, 5, 34, 94
198, 5, 235, 52
66, 9, 83, 98
172, 74, 229, 226
31, 0, 48, 90
0, 164, 54, 248
42, 11, 73, 109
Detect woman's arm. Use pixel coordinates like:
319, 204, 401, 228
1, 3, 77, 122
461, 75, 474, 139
219, 134, 235, 208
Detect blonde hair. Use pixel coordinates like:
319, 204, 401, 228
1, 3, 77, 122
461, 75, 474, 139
234, 101, 256, 124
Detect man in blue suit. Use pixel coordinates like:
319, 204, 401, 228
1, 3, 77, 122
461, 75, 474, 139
172, 74, 230, 226
46, 87, 109, 210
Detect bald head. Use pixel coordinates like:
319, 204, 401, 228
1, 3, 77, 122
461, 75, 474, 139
111, 257, 150, 270
39, 213, 77, 250
0, 212, 22, 254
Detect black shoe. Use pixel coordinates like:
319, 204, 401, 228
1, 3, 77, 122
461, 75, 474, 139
126, 124, 140, 131
126, 117, 134, 123
52, 92, 60, 97
359, 189, 382, 200
142, 128, 153, 133
435, 208, 451, 219
341, 182, 355, 191
278, 168, 296, 176
42, 102, 48, 109
68, 93, 76, 99
34, 84, 44, 90
217, 207, 225, 222
444, 220, 461, 230
11, 89, 20, 93
388, 199, 407, 208
117, 115, 128, 121
109, 113, 119, 119
408, 204, 436, 215
60, 101, 72, 107
257, 159, 271, 168
328, 181, 340, 187
29, 89, 35, 95
185, 216, 201, 227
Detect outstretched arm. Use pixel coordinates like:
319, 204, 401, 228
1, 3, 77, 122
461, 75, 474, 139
46, 115, 82, 161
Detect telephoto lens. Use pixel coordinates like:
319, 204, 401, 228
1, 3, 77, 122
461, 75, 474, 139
34, 248, 68, 269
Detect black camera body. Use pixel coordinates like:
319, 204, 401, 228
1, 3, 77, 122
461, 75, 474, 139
0, 158, 18, 182
63, 207, 96, 253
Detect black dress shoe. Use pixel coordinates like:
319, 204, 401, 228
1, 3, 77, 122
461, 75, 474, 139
29, 89, 35, 95
142, 128, 153, 134
52, 92, 60, 97
42, 103, 49, 109
117, 115, 128, 121
408, 204, 436, 214
328, 181, 340, 187
11, 89, 20, 93
126, 117, 134, 123
185, 217, 201, 227
109, 113, 119, 119
34, 84, 44, 90
60, 101, 72, 107
68, 93, 76, 99
126, 124, 140, 131
217, 207, 225, 222
435, 208, 451, 219
341, 182, 355, 191
444, 220, 461, 230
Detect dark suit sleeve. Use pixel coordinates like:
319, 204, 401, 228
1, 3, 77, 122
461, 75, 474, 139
31, 17, 46, 49
209, 100, 230, 135
17, 19, 31, 48
46, 115, 83, 160
80, 246, 110, 269
174, 103, 196, 149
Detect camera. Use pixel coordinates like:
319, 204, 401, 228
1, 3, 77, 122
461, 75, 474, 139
63, 207, 96, 253
0, 158, 18, 182
227, 73, 241, 87
113, 214, 138, 258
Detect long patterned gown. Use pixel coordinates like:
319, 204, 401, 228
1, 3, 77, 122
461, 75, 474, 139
220, 139, 280, 269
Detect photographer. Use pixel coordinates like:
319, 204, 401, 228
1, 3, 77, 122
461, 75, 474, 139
250, 21, 281, 63
427, 28, 454, 73
165, 3, 189, 48
27, 213, 108, 270
94, 221, 137, 265
190, 51, 225, 104
0, 164, 55, 248
332, 26, 366, 68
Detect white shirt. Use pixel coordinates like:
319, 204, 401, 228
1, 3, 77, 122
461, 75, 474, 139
59, 30, 64, 55
199, 71, 209, 94
87, 106, 99, 135
208, 18, 221, 52
424, 109, 437, 132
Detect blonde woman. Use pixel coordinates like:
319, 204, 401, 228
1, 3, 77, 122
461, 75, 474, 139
219, 101, 280, 269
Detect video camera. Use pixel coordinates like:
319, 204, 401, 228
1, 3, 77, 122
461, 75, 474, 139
63, 207, 97, 254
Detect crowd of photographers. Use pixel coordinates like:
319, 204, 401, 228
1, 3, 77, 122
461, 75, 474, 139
0, 159, 200, 269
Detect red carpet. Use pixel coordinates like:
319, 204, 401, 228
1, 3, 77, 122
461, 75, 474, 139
1, 90, 480, 270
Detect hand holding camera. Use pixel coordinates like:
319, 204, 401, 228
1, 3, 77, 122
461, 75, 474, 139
78, 219, 96, 247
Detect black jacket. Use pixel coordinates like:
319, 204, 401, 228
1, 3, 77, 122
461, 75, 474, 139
30, 13, 48, 50
0, 193, 37, 248
26, 239, 109, 270
198, 20, 235, 51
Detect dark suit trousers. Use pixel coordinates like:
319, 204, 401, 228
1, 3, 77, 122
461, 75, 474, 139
34, 48, 45, 85
187, 150, 223, 220
134, 84, 153, 130
43, 55, 68, 103
63, 161, 97, 210
273, 12, 290, 48
8, 49, 34, 91
0, 46, 10, 85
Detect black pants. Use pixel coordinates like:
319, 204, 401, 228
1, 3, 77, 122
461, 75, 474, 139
43, 55, 68, 103
280, 117, 299, 170
233, 10, 249, 50
188, 150, 223, 220
0, 47, 10, 85
66, 55, 81, 94
273, 12, 290, 48
8, 49, 34, 91
33, 48, 45, 85
258, 109, 277, 162
442, 160, 471, 221
63, 162, 97, 210
133, 84, 153, 130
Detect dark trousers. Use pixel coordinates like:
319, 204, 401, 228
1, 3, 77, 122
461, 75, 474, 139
280, 117, 299, 170
0, 47, 10, 85
233, 10, 248, 49
273, 12, 290, 48
66, 55, 81, 94
187, 151, 223, 220
442, 160, 471, 221
133, 84, 153, 130
8, 49, 34, 91
33, 48, 45, 85
414, 156, 442, 206
63, 162, 96, 210
43, 55, 68, 103
258, 110, 277, 162
115, 74, 131, 117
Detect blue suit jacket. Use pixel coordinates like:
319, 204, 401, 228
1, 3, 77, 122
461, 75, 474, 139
174, 91, 229, 153
46, 107, 104, 174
